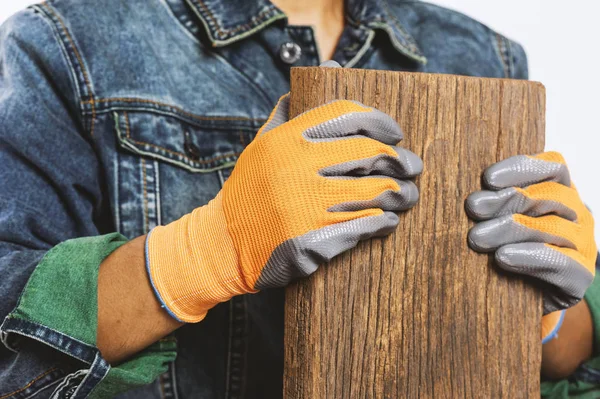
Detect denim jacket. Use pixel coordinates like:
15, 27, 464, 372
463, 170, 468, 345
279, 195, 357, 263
0, 0, 580, 398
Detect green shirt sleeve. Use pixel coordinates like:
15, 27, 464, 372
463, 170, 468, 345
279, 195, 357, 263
541, 265, 600, 399
3, 233, 176, 397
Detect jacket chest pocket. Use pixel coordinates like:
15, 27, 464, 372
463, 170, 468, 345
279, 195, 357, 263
112, 110, 261, 238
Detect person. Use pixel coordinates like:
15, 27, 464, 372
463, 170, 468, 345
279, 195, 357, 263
0, 0, 597, 397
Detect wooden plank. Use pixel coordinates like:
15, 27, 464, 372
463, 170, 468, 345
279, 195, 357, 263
284, 67, 545, 398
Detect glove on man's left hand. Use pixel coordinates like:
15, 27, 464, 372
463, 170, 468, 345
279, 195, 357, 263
466, 151, 596, 343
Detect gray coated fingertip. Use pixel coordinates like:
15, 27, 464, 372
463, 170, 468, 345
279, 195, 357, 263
494, 242, 593, 313
303, 105, 403, 144
466, 216, 515, 253
327, 179, 419, 213
483, 155, 572, 189
464, 191, 486, 221
398, 179, 420, 209
464, 188, 516, 221
394, 147, 423, 177
367, 108, 404, 142
467, 226, 497, 253
379, 211, 400, 229
494, 244, 527, 272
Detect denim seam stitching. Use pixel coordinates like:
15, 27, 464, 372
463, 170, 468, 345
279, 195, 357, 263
29, 5, 82, 121
187, 0, 285, 45
494, 33, 510, 78
124, 111, 132, 138
154, 160, 162, 227
118, 137, 237, 173
48, 377, 71, 399
160, 0, 203, 45
217, 169, 226, 187
0, 367, 59, 399
345, 28, 375, 68
195, 0, 273, 37
381, 0, 419, 51
71, 352, 111, 398
115, 112, 244, 169
113, 153, 122, 234
378, 0, 427, 63
100, 106, 262, 130
124, 129, 242, 164
59, 369, 89, 399
367, 21, 426, 65
38, 2, 97, 139
91, 98, 266, 123
505, 38, 515, 78
165, 0, 277, 108
141, 158, 150, 234
81, 370, 108, 399
1, 318, 97, 363
24, 378, 62, 399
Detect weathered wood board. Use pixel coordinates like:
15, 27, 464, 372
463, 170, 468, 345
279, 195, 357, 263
284, 67, 546, 398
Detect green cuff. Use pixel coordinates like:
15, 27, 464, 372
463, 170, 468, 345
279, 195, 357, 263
6, 233, 176, 396
88, 337, 177, 398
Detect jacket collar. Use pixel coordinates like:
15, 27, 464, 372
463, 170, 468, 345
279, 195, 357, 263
185, 0, 427, 64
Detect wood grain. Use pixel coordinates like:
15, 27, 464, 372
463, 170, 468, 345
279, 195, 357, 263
284, 67, 546, 398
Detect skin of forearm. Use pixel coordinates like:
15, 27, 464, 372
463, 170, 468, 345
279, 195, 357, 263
97, 235, 182, 364
541, 299, 594, 379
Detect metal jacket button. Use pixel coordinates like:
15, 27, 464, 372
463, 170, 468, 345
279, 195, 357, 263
279, 42, 302, 64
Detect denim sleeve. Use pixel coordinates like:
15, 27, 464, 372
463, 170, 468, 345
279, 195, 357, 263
493, 32, 529, 80
508, 39, 528, 80
541, 255, 600, 398
0, 8, 175, 398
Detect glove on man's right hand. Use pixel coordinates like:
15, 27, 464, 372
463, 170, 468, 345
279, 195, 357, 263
146, 94, 423, 322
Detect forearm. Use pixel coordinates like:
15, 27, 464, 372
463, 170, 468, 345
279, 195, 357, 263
541, 299, 593, 379
97, 235, 182, 364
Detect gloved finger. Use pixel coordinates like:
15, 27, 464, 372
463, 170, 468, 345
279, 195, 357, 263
303, 100, 403, 145
483, 152, 571, 190
256, 94, 290, 137
254, 211, 399, 289
324, 175, 409, 211
315, 136, 402, 175
542, 310, 566, 343
328, 178, 419, 212
494, 243, 593, 313
319, 146, 423, 179
465, 182, 579, 222
468, 214, 578, 253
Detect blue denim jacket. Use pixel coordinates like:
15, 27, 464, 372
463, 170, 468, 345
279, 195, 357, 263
0, 0, 531, 397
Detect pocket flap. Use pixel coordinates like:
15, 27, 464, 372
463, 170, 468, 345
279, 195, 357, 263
114, 111, 260, 172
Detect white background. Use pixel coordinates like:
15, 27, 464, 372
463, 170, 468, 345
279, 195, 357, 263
1, 1, 598, 238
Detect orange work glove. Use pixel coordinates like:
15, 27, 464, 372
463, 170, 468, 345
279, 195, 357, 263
466, 152, 596, 343
146, 95, 423, 322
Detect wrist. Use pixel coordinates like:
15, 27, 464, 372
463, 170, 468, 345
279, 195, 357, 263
146, 192, 253, 323
541, 300, 593, 379
542, 309, 566, 344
